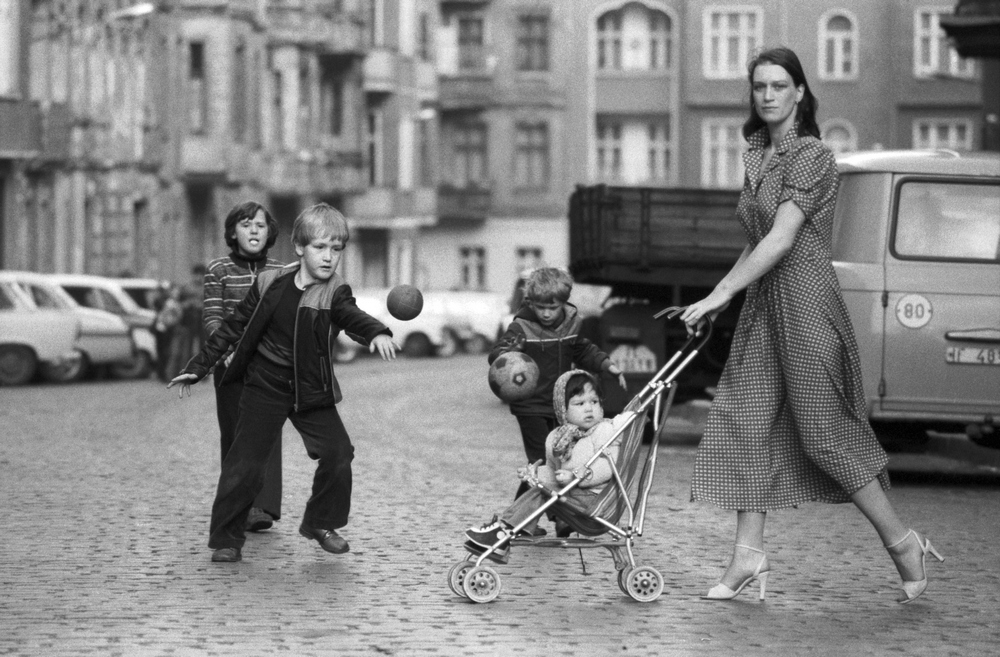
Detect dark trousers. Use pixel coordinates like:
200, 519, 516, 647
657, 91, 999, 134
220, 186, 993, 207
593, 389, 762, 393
208, 357, 355, 550
214, 365, 282, 519
514, 414, 558, 499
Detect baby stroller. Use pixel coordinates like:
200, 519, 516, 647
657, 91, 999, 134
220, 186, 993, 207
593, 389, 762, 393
448, 310, 711, 603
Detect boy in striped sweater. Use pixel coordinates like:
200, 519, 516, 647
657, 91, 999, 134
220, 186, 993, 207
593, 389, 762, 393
203, 201, 285, 531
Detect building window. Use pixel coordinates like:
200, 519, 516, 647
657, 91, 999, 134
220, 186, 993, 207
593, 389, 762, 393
517, 15, 549, 72
650, 10, 673, 70
648, 121, 672, 182
272, 69, 284, 148
232, 42, 247, 143
701, 119, 746, 188
460, 246, 486, 290
821, 119, 858, 154
458, 16, 486, 72
418, 113, 435, 187
597, 10, 622, 70
596, 121, 623, 181
188, 41, 208, 134
913, 118, 974, 150
703, 7, 762, 79
914, 9, 976, 78
418, 12, 433, 62
320, 57, 344, 138
0, 0, 20, 96
514, 122, 549, 190
298, 53, 312, 148
450, 121, 488, 187
516, 247, 543, 276
818, 11, 857, 81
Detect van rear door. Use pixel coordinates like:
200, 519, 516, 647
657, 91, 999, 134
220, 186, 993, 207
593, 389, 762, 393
880, 177, 1000, 422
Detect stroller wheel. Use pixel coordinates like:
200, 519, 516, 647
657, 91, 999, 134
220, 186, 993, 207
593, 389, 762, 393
462, 565, 503, 603
617, 568, 631, 594
623, 565, 664, 602
447, 559, 474, 598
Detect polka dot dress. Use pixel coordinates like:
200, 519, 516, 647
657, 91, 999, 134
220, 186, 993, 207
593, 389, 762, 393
691, 127, 890, 512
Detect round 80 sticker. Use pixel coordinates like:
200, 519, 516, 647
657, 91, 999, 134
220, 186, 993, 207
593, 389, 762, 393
895, 294, 932, 329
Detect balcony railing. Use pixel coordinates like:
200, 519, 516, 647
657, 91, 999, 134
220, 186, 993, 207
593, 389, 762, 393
437, 184, 492, 220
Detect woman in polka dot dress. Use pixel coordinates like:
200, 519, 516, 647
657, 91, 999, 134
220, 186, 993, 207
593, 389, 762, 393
680, 47, 942, 605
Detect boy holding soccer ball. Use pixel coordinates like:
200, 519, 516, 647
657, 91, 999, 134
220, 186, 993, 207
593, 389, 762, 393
490, 268, 626, 523
169, 203, 400, 563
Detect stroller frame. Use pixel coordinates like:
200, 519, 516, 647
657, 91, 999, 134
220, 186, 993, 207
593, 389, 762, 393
450, 311, 711, 603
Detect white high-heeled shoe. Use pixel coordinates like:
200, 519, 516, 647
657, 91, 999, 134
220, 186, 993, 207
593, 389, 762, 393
885, 529, 944, 605
702, 544, 770, 601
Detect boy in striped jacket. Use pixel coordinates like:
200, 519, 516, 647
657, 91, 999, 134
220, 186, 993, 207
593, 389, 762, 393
203, 201, 285, 531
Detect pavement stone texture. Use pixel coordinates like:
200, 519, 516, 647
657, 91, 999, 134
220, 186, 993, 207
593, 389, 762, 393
2, 354, 999, 657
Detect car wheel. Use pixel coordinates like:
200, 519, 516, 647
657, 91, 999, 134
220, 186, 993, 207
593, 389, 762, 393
0, 345, 38, 386
110, 351, 153, 380
463, 333, 491, 355
403, 333, 433, 358
40, 351, 87, 383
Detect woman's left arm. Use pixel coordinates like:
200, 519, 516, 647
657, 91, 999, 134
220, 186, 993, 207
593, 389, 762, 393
681, 200, 805, 326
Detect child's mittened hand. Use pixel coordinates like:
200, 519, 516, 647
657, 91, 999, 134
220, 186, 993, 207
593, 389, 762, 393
370, 334, 400, 361
607, 363, 628, 390
554, 469, 573, 485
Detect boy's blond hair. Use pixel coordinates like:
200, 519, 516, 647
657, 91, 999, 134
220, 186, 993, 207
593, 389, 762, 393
291, 203, 350, 247
524, 267, 573, 304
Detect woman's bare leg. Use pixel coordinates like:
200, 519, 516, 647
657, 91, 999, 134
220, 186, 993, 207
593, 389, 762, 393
850, 479, 922, 581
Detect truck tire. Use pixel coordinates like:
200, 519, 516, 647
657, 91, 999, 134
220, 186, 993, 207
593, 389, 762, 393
0, 345, 38, 386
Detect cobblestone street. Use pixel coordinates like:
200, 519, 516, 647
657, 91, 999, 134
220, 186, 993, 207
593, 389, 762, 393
2, 354, 999, 656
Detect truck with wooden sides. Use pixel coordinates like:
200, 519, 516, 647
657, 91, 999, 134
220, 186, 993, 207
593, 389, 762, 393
567, 184, 745, 416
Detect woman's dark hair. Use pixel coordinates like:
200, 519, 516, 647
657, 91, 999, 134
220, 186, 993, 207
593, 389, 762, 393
224, 201, 279, 251
742, 46, 821, 140
564, 372, 601, 407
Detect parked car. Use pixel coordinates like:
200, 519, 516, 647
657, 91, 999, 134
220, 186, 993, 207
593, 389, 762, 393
421, 290, 509, 354
832, 149, 1000, 449
0, 280, 81, 386
116, 277, 164, 312
48, 273, 158, 379
0, 271, 138, 382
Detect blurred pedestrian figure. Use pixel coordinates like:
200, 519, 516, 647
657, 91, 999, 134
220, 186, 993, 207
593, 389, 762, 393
152, 282, 182, 383
681, 46, 942, 604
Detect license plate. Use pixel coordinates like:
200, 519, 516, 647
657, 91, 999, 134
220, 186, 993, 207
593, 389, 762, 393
946, 347, 1000, 365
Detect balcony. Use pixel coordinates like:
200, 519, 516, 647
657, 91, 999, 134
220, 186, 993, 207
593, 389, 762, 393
437, 185, 491, 220
363, 48, 399, 93
267, 1, 366, 52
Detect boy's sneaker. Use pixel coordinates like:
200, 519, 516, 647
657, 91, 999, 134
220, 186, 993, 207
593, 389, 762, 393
464, 515, 512, 549
464, 540, 510, 565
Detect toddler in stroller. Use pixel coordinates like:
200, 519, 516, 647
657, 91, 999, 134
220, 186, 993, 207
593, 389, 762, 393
464, 369, 633, 562
450, 311, 713, 603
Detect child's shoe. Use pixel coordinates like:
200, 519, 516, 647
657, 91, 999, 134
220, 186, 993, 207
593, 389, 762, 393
465, 515, 512, 549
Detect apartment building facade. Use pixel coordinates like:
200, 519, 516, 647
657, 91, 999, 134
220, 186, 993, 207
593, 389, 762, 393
419, 0, 985, 295
3, 0, 439, 287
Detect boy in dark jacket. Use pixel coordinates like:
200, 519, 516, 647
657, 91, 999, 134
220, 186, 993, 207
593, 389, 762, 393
490, 268, 626, 511
169, 203, 399, 563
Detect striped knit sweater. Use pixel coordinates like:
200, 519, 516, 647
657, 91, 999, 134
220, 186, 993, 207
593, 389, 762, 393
202, 251, 285, 337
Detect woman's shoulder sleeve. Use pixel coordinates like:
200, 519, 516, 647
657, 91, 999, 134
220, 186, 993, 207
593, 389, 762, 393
780, 136, 837, 217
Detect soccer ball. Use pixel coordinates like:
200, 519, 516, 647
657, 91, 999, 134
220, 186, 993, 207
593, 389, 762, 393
386, 284, 423, 321
488, 352, 540, 403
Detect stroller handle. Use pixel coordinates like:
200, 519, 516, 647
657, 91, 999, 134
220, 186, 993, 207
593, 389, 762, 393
652, 305, 714, 353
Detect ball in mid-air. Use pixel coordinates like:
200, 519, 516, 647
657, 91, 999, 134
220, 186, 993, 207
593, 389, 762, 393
488, 352, 540, 402
386, 284, 423, 321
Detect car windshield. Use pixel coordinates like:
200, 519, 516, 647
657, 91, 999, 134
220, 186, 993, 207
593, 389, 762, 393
893, 181, 1000, 262
21, 282, 72, 310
